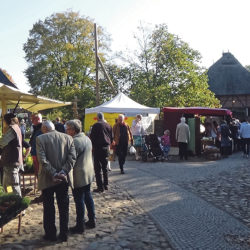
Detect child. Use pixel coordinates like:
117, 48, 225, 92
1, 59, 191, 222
161, 130, 171, 160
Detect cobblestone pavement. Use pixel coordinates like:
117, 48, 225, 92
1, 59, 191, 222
110, 152, 250, 249
0, 182, 172, 250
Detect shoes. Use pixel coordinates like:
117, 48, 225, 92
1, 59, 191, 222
43, 234, 57, 241
104, 185, 108, 190
70, 225, 84, 234
85, 220, 96, 229
120, 170, 125, 174
32, 195, 43, 204
58, 233, 68, 242
93, 188, 104, 193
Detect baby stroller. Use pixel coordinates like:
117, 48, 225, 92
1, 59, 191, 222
141, 134, 164, 162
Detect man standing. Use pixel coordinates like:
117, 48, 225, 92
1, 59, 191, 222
90, 112, 112, 192
176, 117, 190, 160
29, 113, 43, 178
55, 117, 66, 133
0, 113, 23, 196
113, 114, 133, 174
240, 118, 250, 158
66, 119, 96, 233
36, 121, 76, 242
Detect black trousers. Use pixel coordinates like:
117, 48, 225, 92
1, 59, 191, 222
178, 142, 188, 160
243, 138, 250, 155
42, 182, 69, 236
93, 147, 109, 190
116, 142, 128, 170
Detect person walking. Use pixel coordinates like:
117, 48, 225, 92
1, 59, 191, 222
113, 114, 133, 174
90, 112, 113, 192
239, 118, 250, 158
0, 113, 23, 196
131, 114, 145, 160
66, 119, 96, 233
36, 121, 76, 242
176, 117, 190, 160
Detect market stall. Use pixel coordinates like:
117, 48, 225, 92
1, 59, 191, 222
162, 107, 232, 157
85, 92, 160, 133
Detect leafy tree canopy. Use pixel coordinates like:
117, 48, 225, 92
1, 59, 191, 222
24, 11, 111, 118
115, 24, 220, 108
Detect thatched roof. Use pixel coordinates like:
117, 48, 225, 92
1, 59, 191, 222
208, 52, 250, 95
0, 69, 17, 89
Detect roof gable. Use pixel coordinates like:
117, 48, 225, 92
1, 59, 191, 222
207, 52, 250, 95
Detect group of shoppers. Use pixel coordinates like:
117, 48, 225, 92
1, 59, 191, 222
0, 113, 96, 242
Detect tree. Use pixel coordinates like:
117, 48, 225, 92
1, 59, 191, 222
122, 24, 220, 108
24, 11, 111, 118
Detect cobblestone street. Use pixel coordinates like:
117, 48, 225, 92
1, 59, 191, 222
0, 181, 171, 250
110, 152, 250, 250
2, 152, 250, 249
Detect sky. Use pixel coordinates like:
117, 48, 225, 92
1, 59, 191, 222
1, 0, 250, 92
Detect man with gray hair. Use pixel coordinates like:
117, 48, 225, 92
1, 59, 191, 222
36, 120, 76, 242
90, 112, 113, 192
176, 117, 190, 160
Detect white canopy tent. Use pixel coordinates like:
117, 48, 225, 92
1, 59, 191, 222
85, 92, 160, 114
84, 93, 160, 133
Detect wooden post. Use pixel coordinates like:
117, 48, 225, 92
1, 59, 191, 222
1, 99, 7, 134
94, 23, 100, 105
72, 96, 79, 119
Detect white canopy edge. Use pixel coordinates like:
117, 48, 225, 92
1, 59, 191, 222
85, 93, 160, 114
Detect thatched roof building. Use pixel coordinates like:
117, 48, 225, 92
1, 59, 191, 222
208, 52, 250, 118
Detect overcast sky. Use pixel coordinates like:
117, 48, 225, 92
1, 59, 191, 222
1, 0, 250, 91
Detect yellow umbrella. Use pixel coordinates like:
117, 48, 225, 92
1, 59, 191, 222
0, 83, 72, 114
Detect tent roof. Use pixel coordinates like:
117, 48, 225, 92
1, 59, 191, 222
0, 83, 72, 112
162, 107, 232, 116
0, 69, 17, 89
85, 93, 160, 114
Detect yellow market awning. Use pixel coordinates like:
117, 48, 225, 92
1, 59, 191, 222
0, 83, 72, 113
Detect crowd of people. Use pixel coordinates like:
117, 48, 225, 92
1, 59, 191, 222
0, 111, 138, 242
1, 110, 250, 242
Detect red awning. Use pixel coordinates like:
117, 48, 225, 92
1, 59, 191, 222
162, 107, 232, 116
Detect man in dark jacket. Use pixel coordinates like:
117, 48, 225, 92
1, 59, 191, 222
90, 112, 112, 192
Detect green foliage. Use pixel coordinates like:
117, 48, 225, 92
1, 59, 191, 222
119, 24, 220, 108
24, 11, 111, 118
0, 185, 4, 195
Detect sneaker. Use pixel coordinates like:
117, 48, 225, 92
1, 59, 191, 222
247, 155, 249, 158
93, 188, 104, 193
120, 170, 125, 174
58, 233, 68, 242
85, 220, 96, 229
70, 225, 84, 234
104, 185, 108, 190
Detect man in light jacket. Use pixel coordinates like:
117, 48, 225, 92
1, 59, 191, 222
66, 119, 96, 234
176, 117, 190, 160
36, 120, 76, 242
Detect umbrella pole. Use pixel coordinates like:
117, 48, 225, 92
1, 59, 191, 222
1, 99, 7, 134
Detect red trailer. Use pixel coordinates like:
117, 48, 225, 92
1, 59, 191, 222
162, 107, 232, 155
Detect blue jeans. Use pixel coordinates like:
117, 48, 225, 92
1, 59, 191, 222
162, 145, 170, 157
72, 184, 95, 227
